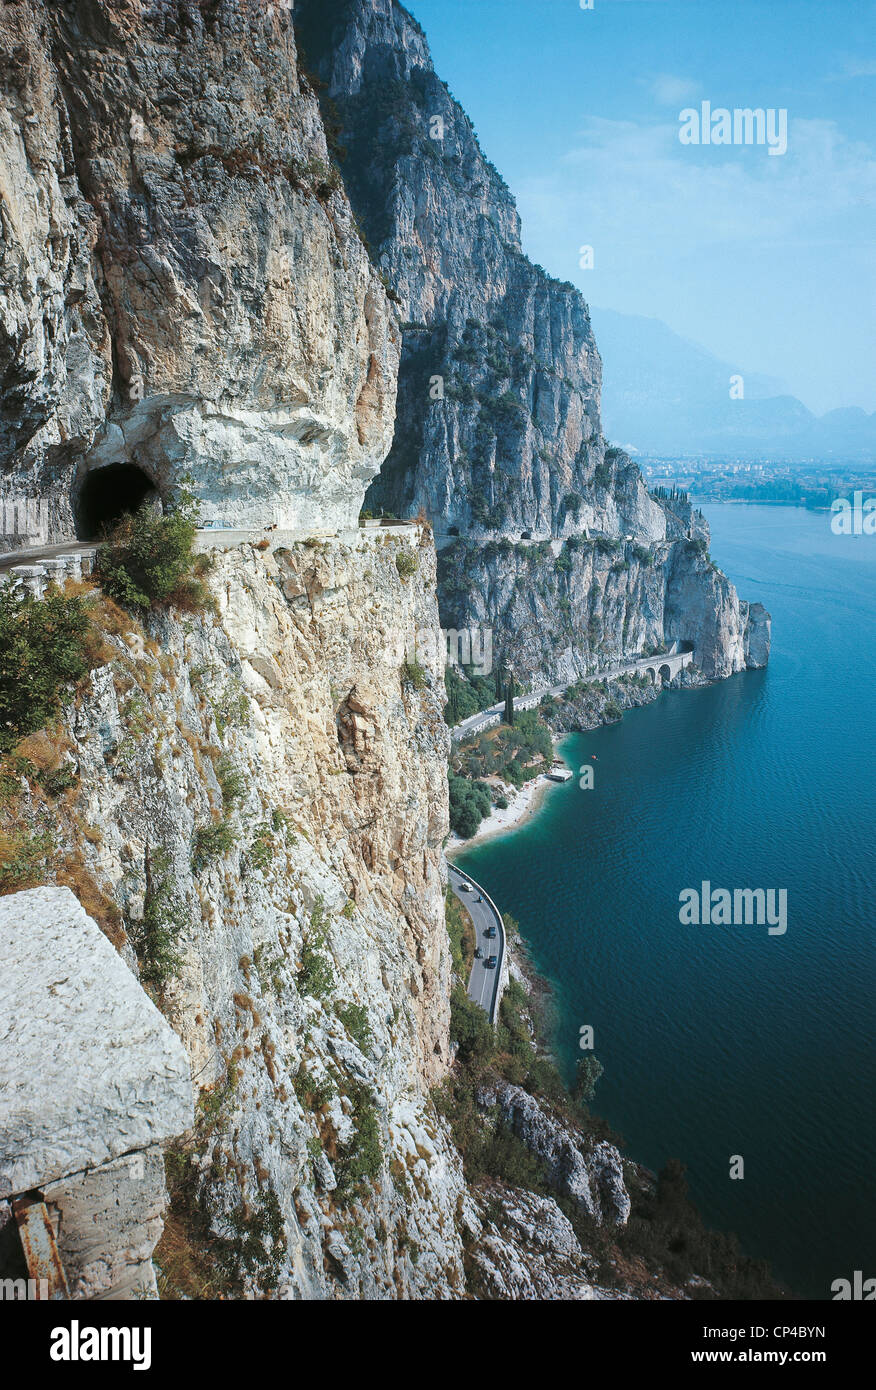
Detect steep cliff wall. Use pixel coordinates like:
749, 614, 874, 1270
3, 535, 645, 1299
296, 0, 770, 684
4, 530, 473, 1297
96, 534, 465, 1298
0, 0, 398, 540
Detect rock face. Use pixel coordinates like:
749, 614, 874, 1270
0, 0, 398, 541
467, 1185, 606, 1301
479, 1082, 632, 1226
297, 0, 770, 684
0, 886, 194, 1300
20, 534, 470, 1298
0, 886, 193, 1197
742, 602, 772, 669
40, 1147, 175, 1301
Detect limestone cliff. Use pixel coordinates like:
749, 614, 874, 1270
0, 0, 398, 538
44, 534, 470, 1297
1, 534, 645, 1299
296, 0, 770, 685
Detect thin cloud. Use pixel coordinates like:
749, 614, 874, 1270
828, 57, 876, 79
648, 73, 700, 106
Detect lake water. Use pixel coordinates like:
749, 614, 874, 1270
457, 503, 876, 1300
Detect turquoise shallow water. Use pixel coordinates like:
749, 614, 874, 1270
457, 503, 876, 1300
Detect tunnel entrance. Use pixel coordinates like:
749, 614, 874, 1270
75, 464, 160, 540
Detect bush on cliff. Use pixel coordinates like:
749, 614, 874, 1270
95, 487, 212, 612
450, 982, 494, 1064
0, 584, 100, 748
395, 549, 419, 579
448, 772, 492, 838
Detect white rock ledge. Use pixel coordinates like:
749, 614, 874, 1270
0, 886, 193, 1198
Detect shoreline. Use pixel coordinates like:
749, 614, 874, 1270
447, 736, 573, 854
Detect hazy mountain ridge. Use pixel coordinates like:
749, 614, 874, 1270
592, 307, 876, 461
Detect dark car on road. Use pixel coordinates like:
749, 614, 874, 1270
485, 955, 498, 969
484, 925, 497, 938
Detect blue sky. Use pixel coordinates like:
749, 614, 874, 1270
406, 0, 876, 414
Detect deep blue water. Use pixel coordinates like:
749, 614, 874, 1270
458, 504, 875, 1300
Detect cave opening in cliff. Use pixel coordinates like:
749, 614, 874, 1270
75, 464, 160, 541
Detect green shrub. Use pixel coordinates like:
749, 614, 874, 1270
337, 1001, 373, 1054
192, 818, 236, 870
293, 1067, 335, 1110
297, 896, 334, 998
95, 487, 212, 612
304, 156, 341, 201
335, 1081, 383, 1201
0, 584, 98, 748
448, 772, 492, 838
245, 822, 276, 873
216, 755, 245, 809
212, 681, 251, 738
574, 1055, 605, 1104
395, 550, 418, 579
450, 982, 494, 1063
133, 847, 187, 990
594, 460, 613, 490
563, 491, 583, 517
400, 655, 428, 691
212, 1185, 285, 1295
253, 942, 285, 996
445, 887, 476, 977
443, 665, 497, 724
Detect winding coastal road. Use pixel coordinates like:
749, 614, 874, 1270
450, 650, 693, 742
448, 864, 506, 1024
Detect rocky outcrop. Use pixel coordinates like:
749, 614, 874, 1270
466, 1185, 614, 1301
742, 601, 771, 669
438, 524, 759, 684
0, 886, 193, 1196
0, 886, 193, 1299
478, 1082, 632, 1227
0, 0, 398, 542
297, 0, 770, 685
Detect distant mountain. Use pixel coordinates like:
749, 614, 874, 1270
591, 307, 876, 461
